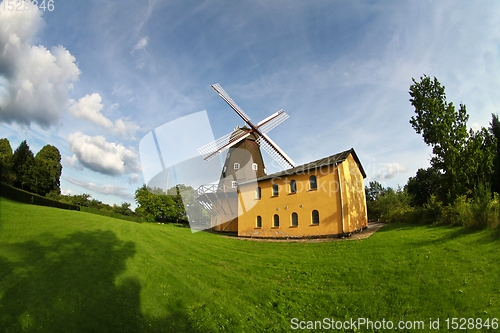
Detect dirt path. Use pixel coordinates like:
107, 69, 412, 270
218, 222, 386, 242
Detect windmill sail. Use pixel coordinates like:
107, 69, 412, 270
257, 110, 289, 134
197, 128, 250, 160
211, 83, 251, 123
256, 133, 295, 169
201, 83, 295, 170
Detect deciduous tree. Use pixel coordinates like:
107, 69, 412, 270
34, 144, 62, 196
409, 75, 496, 202
135, 184, 178, 222
0, 138, 15, 184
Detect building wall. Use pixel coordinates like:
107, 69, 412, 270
237, 164, 344, 238
339, 154, 368, 233
210, 193, 239, 232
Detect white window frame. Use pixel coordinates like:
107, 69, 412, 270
234, 163, 240, 170
252, 163, 258, 170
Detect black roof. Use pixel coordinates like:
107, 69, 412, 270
245, 148, 366, 184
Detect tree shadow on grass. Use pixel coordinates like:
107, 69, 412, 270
0, 230, 200, 333
373, 223, 417, 233
378, 222, 497, 248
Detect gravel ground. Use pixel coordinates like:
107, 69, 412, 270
217, 222, 387, 242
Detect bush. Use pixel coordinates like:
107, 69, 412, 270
376, 187, 413, 223
421, 195, 443, 224
467, 184, 499, 228
0, 182, 79, 211
441, 195, 470, 226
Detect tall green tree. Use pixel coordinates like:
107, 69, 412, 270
491, 114, 500, 194
12, 140, 36, 193
408, 75, 496, 203
0, 138, 15, 184
167, 185, 186, 222
34, 144, 63, 196
459, 127, 496, 195
365, 180, 387, 221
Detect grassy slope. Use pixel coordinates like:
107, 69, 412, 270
0, 198, 499, 332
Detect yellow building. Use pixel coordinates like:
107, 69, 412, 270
236, 148, 368, 238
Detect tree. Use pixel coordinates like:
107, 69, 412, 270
408, 75, 497, 203
113, 202, 133, 216
406, 167, 442, 207
409, 75, 469, 171
459, 127, 496, 195
491, 114, 500, 194
365, 181, 387, 221
135, 184, 178, 222
0, 138, 15, 184
12, 140, 36, 193
167, 184, 210, 225
167, 185, 187, 222
34, 145, 62, 196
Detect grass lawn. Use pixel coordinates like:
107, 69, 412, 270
0, 198, 499, 332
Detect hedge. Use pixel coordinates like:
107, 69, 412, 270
0, 182, 79, 211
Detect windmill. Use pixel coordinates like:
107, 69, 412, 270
195, 83, 295, 232
198, 83, 295, 170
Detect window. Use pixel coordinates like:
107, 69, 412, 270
290, 179, 297, 193
309, 175, 317, 190
234, 163, 240, 170
252, 163, 258, 170
291, 212, 298, 226
223, 166, 226, 172
312, 210, 319, 225
256, 187, 261, 199
256, 216, 262, 228
231, 181, 238, 188
272, 183, 279, 196
273, 214, 279, 227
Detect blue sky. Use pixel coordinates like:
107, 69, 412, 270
1, 1, 500, 209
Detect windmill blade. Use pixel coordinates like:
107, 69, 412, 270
257, 110, 289, 134
256, 132, 295, 169
198, 129, 250, 160
211, 83, 252, 123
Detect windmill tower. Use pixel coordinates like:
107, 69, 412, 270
196, 83, 295, 232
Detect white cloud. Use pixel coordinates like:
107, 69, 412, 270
373, 163, 408, 181
0, 2, 80, 128
64, 176, 134, 201
69, 93, 140, 139
131, 36, 148, 53
67, 132, 141, 176
69, 93, 113, 129
63, 154, 83, 170
108, 102, 120, 112
61, 189, 74, 196
128, 173, 141, 184
114, 118, 140, 139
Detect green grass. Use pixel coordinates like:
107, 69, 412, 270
0, 198, 499, 332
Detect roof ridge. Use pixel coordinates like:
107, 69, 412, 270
240, 148, 362, 184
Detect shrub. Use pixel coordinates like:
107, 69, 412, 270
420, 195, 443, 224
0, 182, 79, 211
376, 187, 413, 223
441, 195, 470, 226
466, 183, 499, 228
